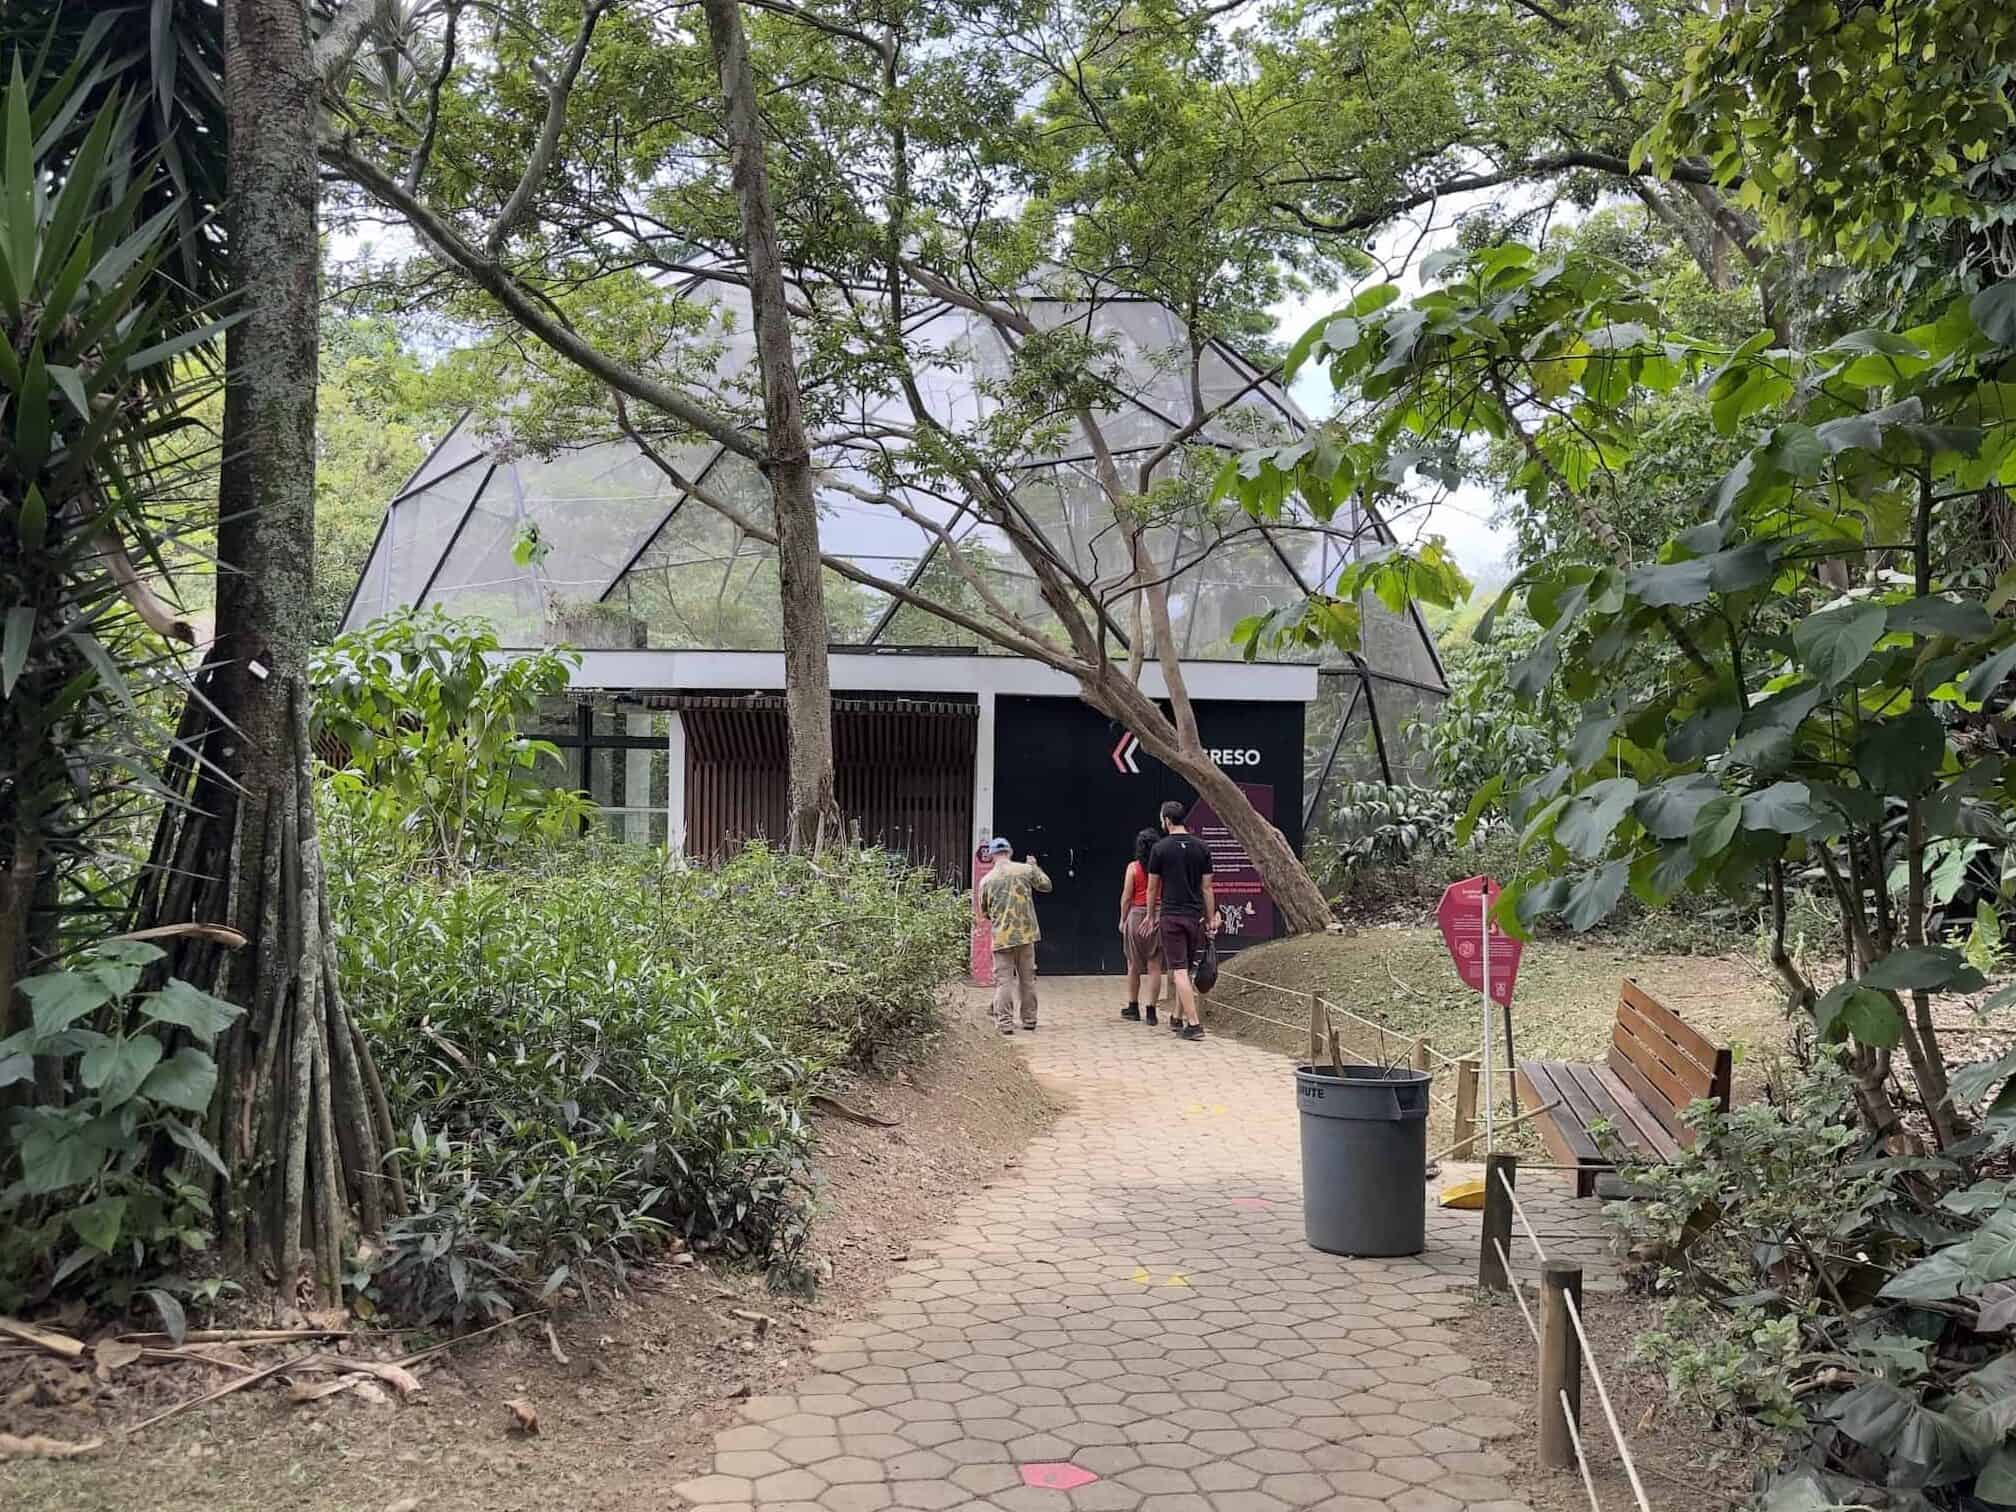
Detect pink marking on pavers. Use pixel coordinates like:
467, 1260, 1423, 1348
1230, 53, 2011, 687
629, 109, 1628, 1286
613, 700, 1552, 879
1231, 1196, 1271, 1210
1020, 1463, 1099, 1491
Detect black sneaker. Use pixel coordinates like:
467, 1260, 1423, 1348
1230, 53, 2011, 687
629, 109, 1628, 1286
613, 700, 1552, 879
1023, 1022, 1037, 1032
1121, 1004, 1141, 1021
1181, 1024, 1205, 1042
1145, 1005, 1158, 1026
1169, 1015, 1184, 1033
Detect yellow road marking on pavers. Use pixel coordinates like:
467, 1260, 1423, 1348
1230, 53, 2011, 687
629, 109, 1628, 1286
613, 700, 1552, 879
1132, 1267, 1189, 1287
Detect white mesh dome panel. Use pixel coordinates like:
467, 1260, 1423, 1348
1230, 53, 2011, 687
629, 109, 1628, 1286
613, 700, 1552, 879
338, 269, 1450, 755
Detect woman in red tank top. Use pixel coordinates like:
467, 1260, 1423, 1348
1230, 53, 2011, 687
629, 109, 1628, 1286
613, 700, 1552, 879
1118, 827, 1164, 1023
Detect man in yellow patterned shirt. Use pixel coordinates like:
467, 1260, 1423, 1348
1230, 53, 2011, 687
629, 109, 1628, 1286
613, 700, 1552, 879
978, 837, 1052, 1034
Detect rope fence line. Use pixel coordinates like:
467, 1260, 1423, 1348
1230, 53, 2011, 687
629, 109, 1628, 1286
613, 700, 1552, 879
1208, 993, 1460, 1111
1562, 1285, 1655, 1512
1560, 1389, 1604, 1512
1216, 967, 1468, 1069
1487, 1160, 1655, 1512
1494, 1236, 1539, 1341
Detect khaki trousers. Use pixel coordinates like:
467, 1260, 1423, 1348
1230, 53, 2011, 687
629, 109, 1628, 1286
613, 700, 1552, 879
991, 944, 1038, 1030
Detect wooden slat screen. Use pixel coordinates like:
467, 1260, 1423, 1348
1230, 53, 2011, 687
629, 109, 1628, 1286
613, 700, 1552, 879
675, 698, 976, 884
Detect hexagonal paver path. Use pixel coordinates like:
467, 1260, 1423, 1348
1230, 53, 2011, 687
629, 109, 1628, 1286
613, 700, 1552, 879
677, 977, 1613, 1512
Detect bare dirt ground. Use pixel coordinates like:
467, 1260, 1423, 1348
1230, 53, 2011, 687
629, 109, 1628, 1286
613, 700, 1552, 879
0, 997, 1058, 1512
1464, 1284, 1762, 1511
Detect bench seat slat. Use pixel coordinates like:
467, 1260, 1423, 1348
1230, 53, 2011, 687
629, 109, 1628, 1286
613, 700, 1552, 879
1517, 1060, 1610, 1197
1589, 1063, 1684, 1162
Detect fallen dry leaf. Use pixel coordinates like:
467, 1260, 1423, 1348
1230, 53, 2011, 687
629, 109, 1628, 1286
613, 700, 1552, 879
93, 1339, 144, 1378
505, 1397, 540, 1435
382, 1499, 421, 1512
340, 1359, 423, 1399
350, 1379, 392, 1408
0, 1432, 103, 1460
289, 1377, 360, 1405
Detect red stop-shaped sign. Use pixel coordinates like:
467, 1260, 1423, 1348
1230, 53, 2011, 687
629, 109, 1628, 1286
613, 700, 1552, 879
1437, 876, 1523, 1008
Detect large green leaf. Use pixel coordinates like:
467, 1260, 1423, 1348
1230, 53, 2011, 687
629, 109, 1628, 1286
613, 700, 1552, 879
1888, 597, 1995, 642
21, 969, 117, 1038
139, 1047, 217, 1113
1967, 1211, 2016, 1286
1741, 781, 1824, 834
1562, 862, 1629, 932
1793, 602, 1888, 686
1973, 1445, 2016, 1506
78, 1033, 163, 1109
1815, 983, 1901, 1048
162, 1116, 229, 1180
1826, 1379, 1980, 1488
1856, 710, 1947, 798
139, 978, 243, 1042
1728, 682, 1825, 767
1973, 281, 2016, 347
1953, 1048, 2016, 1107
1624, 558, 1714, 607
16, 1124, 109, 1195
1689, 794, 1743, 859
1555, 778, 1638, 861
1965, 642, 2016, 704
1861, 946, 1987, 994
1635, 775, 1723, 840
68, 1195, 126, 1253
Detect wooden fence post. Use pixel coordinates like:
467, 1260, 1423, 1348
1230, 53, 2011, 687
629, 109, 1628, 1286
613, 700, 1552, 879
1411, 1038, 1430, 1074
1539, 1262, 1584, 1468
1451, 1055, 1479, 1157
1478, 1152, 1518, 1292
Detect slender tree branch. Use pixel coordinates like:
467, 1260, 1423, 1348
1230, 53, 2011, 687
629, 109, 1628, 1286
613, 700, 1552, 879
487, 0, 610, 256
313, 0, 394, 83
403, 0, 461, 193
326, 139, 765, 462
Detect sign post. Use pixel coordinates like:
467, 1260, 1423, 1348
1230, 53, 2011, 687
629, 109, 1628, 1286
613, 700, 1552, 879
1436, 877, 1525, 1148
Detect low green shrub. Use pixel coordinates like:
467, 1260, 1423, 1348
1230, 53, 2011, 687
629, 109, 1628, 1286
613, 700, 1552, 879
1609, 1056, 2016, 1504
329, 836, 966, 1317
0, 942, 243, 1331
665, 842, 969, 1073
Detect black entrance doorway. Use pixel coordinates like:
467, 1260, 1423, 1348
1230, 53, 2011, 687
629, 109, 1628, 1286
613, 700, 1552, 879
989, 695, 1305, 975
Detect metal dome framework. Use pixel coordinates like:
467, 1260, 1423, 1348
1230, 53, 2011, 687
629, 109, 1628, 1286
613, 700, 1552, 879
340, 272, 1448, 814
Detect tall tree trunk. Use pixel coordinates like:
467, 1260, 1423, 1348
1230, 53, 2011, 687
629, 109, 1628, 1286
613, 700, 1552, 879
1088, 670, 1336, 934
701, 0, 838, 852
129, 0, 396, 1298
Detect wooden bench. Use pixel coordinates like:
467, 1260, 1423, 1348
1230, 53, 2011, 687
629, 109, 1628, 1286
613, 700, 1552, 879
1515, 981, 1732, 1198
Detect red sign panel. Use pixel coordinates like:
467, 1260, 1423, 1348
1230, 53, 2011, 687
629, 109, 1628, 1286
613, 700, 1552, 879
1436, 876, 1522, 1007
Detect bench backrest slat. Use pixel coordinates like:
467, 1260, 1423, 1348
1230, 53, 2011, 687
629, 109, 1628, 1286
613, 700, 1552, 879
1608, 981, 1732, 1147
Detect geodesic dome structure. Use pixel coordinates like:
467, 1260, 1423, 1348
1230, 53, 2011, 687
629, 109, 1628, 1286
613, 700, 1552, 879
340, 273, 1447, 812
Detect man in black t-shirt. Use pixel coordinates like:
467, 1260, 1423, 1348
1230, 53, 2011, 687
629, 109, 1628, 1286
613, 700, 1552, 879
1146, 799, 1219, 1042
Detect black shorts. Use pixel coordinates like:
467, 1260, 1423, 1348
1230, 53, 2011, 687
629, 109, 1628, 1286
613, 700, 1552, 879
1160, 913, 1204, 974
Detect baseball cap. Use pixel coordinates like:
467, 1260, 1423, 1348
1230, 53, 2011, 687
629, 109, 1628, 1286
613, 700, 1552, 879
985, 837, 1012, 855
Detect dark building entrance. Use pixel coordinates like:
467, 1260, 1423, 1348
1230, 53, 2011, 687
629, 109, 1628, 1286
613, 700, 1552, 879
989, 696, 1305, 975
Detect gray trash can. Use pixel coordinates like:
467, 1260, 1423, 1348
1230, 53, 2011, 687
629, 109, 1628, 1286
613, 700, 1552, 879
1297, 1062, 1431, 1257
